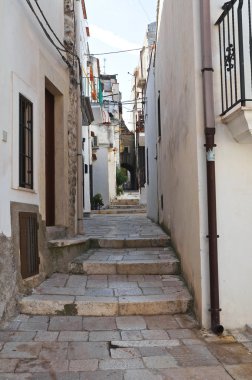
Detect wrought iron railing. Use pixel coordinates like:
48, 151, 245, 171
216, 0, 252, 115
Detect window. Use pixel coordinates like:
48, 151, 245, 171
124, 146, 130, 153
19, 94, 33, 189
93, 136, 98, 147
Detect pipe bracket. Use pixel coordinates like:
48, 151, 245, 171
201, 67, 214, 72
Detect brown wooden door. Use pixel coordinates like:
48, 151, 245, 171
19, 212, 39, 279
45, 89, 55, 226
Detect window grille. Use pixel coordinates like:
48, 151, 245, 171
216, 0, 252, 115
19, 94, 33, 189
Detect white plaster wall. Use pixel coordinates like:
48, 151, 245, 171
91, 123, 117, 205
144, 55, 158, 222
108, 150, 117, 202
91, 124, 114, 146
156, 0, 252, 329
155, 0, 204, 324
92, 147, 109, 207
0, 0, 69, 236
210, 0, 252, 328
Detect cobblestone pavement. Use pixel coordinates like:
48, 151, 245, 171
0, 314, 252, 379
1, 214, 252, 378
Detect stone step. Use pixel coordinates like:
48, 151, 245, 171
48, 237, 170, 250
19, 273, 192, 317
69, 248, 180, 275
111, 199, 139, 206
93, 237, 170, 249
109, 204, 144, 209
91, 208, 146, 215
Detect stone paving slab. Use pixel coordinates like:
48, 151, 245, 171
83, 214, 168, 239
0, 314, 252, 378
158, 366, 233, 379
49, 213, 171, 250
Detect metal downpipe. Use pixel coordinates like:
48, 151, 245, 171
200, 0, 224, 335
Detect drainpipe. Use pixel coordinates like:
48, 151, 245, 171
200, 0, 224, 335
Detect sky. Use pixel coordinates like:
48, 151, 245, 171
85, 0, 157, 128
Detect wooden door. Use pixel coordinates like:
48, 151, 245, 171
45, 89, 55, 226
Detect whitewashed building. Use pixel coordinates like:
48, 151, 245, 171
90, 74, 122, 208
130, 22, 157, 203
0, 0, 84, 321
144, 46, 158, 222
151, 0, 252, 331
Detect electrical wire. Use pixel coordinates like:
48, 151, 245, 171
27, 0, 144, 115
26, 0, 84, 96
25, 0, 72, 68
34, 0, 66, 50
137, 0, 151, 22
85, 48, 142, 56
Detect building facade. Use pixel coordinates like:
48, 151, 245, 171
0, 0, 84, 322
150, 0, 252, 330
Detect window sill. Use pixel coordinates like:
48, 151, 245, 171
12, 186, 37, 194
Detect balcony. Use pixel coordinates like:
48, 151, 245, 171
216, 0, 252, 115
216, 0, 252, 142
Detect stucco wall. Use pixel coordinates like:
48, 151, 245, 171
93, 147, 109, 207
156, 0, 252, 329
145, 53, 158, 222
91, 124, 117, 206
0, 0, 70, 237
210, 1, 252, 328
0, 0, 77, 321
155, 0, 204, 324
108, 150, 116, 201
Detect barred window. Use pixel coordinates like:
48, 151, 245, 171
19, 94, 33, 189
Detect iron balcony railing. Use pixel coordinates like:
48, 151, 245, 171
216, 0, 252, 115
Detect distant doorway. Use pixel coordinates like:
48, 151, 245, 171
45, 89, 55, 226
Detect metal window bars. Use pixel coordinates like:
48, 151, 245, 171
19, 94, 33, 189
215, 0, 252, 115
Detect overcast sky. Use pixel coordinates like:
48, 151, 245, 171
85, 0, 157, 128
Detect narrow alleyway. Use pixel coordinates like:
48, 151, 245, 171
0, 206, 252, 378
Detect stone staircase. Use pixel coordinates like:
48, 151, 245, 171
19, 232, 192, 317
93, 197, 146, 215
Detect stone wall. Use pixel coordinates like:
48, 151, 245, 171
64, 0, 80, 236
0, 234, 17, 322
